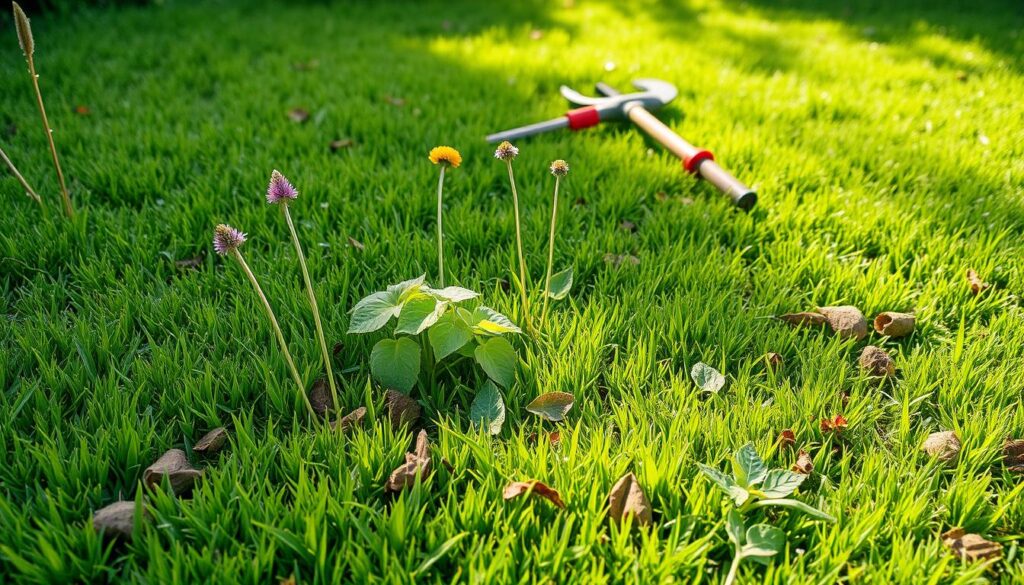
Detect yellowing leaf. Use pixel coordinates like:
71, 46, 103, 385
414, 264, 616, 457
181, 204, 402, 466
526, 392, 574, 422
503, 480, 565, 508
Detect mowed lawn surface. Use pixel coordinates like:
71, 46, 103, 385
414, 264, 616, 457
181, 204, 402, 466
2, 0, 1023, 582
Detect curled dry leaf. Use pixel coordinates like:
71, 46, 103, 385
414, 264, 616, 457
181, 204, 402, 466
942, 528, 1002, 562
1002, 439, 1024, 473
93, 501, 144, 539
764, 352, 783, 370
778, 429, 796, 449
607, 472, 652, 527
287, 108, 310, 123
921, 431, 961, 463
503, 480, 566, 509
792, 449, 814, 474
386, 430, 431, 492
193, 427, 228, 454
966, 269, 989, 295
873, 311, 915, 337
385, 389, 421, 428
333, 406, 367, 433
778, 311, 827, 327
817, 306, 868, 340
820, 414, 848, 433
347, 236, 365, 251
603, 253, 640, 268
144, 449, 202, 495
330, 138, 354, 152
309, 379, 332, 416
859, 345, 895, 377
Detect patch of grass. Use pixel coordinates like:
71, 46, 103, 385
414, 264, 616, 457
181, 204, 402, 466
1, 0, 1023, 582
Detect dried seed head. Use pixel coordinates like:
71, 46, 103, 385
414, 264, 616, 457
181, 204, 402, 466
213, 224, 246, 255
12, 2, 33, 57
494, 141, 519, 161
266, 169, 298, 204
428, 145, 462, 168
550, 159, 569, 177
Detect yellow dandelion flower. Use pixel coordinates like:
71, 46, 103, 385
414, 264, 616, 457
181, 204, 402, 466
429, 146, 462, 168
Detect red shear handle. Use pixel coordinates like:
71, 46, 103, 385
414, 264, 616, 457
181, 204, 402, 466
566, 106, 601, 130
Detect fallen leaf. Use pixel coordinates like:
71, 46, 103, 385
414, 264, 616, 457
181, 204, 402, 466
346, 236, 365, 251
873, 311, 915, 337
858, 345, 895, 377
288, 108, 309, 123
942, 528, 1002, 562
690, 362, 725, 394
143, 449, 202, 495
309, 379, 332, 416
966, 269, 988, 295
330, 138, 354, 152
384, 95, 405, 107
333, 406, 367, 433
619, 220, 637, 233
526, 392, 574, 422
921, 431, 960, 463
764, 352, 783, 369
778, 311, 827, 327
174, 253, 204, 270
817, 306, 868, 340
386, 430, 431, 492
93, 501, 144, 539
193, 427, 228, 454
820, 415, 848, 433
74, 104, 91, 116
385, 389, 421, 428
792, 449, 814, 474
777, 429, 796, 449
603, 253, 640, 267
607, 472, 652, 527
503, 480, 565, 509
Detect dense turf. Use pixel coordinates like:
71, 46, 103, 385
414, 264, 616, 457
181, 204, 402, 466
1, 0, 1023, 582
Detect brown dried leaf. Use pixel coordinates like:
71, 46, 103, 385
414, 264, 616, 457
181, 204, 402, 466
333, 406, 367, 433
347, 236, 365, 251
603, 253, 640, 268
873, 311, 915, 337
330, 138, 354, 152
820, 414, 848, 433
817, 306, 868, 340
385, 389, 421, 428
309, 379, 331, 416
93, 501, 143, 539
288, 108, 310, 123
764, 352, 783, 369
942, 528, 1002, 561
174, 253, 204, 270
607, 472, 652, 527
966, 269, 988, 295
858, 345, 895, 377
792, 449, 814, 474
74, 105, 91, 116
386, 430, 431, 492
503, 480, 566, 509
921, 431, 961, 463
193, 427, 228, 454
526, 392, 575, 422
143, 449, 202, 495
778, 311, 827, 327
778, 429, 796, 449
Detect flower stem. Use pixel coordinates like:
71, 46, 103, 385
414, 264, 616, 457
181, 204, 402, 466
436, 165, 446, 288
233, 248, 316, 419
25, 57, 72, 218
0, 144, 43, 208
505, 159, 534, 335
282, 203, 339, 415
724, 556, 740, 585
540, 175, 560, 331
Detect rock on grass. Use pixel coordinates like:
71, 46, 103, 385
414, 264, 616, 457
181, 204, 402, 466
921, 431, 961, 464
859, 345, 895, 377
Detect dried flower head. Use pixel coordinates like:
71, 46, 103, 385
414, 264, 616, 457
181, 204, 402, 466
12, 2, 34, 57
550, 159, 569, 177
213, 224, 246, 255
494, 141, 519, 161
266, 170, 298, 204
428, 146, 462, 168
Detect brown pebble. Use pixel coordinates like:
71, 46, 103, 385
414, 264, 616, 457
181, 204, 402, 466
93, 501, 144, 539
385, 389, 421, 428
859, 345, 895, 377
921, 431, 961, 464
193, 427, 228, 454
143, 449, 203, 494
817, 306, 868, 340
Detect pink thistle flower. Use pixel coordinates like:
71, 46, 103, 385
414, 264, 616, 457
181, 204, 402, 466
213, 224, 246, 255
266, 169, 298, 204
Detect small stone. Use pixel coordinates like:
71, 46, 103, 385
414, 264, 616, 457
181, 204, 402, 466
942, 528, 1002, 561
93, 501, 144, 539
309, 379, 332, 416
859, 345, 895, 377
144, 449, 203, 494
921, 431, 961, 464
817, 306, 868, 340
193, 427, 228, 454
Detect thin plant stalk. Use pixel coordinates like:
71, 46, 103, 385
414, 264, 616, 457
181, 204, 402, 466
540, 174, 561, 330
13, 3, 72, 218
436, 165, 446, 287
232, 248, 316, 419
282, 202, 339, 415
0, 144, 43, 207
504, 159, 534, 334
724, 557, 740, 585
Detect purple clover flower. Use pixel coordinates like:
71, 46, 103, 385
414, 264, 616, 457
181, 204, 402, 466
266, 169, 298, 204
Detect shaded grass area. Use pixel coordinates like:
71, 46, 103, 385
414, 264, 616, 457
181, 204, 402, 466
1, 0, 1023, 582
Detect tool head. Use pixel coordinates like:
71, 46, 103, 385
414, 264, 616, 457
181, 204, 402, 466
560, 78, 677, 117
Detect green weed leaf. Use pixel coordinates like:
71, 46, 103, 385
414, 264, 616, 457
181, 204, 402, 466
546, 267, 573, 300
690, 362, 725, 394
470, 380, 505, 435
370, 338, 421, 392
525, 392, 575, 422
696, 463, 749, 506
726, 509, 744, 548
474, 337, 517, 387
348, 290, 402, 334
425, 286, 479, 303
386, 274, 426, 299
733, 443, 768, 488
470, 306, 522, 335
395, 294, 446, 335
758, 469, 806, 499
751, 498, 836, 522
428, 312, 473, 361
740, 524, 785, 562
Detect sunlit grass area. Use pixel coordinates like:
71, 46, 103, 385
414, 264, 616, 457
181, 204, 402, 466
1, 0, 1022, 582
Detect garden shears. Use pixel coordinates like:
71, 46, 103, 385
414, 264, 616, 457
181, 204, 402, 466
486, 78, 757, 210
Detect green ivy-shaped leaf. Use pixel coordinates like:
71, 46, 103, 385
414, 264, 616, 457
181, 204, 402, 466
395, 294, 446, 335
428, 312, 473, 361
470, 380, 505, 435
740, 524, 785, 565
474, 337, 517, 387
733, 443, 768, 488
757, 469, 806, 499
546, 267, 573, 300
369, 338, 420, 392
697, 463, 749, 506
347, 289, 402, 334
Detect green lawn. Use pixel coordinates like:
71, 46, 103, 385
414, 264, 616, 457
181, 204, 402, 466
2, 0, 1023, 582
